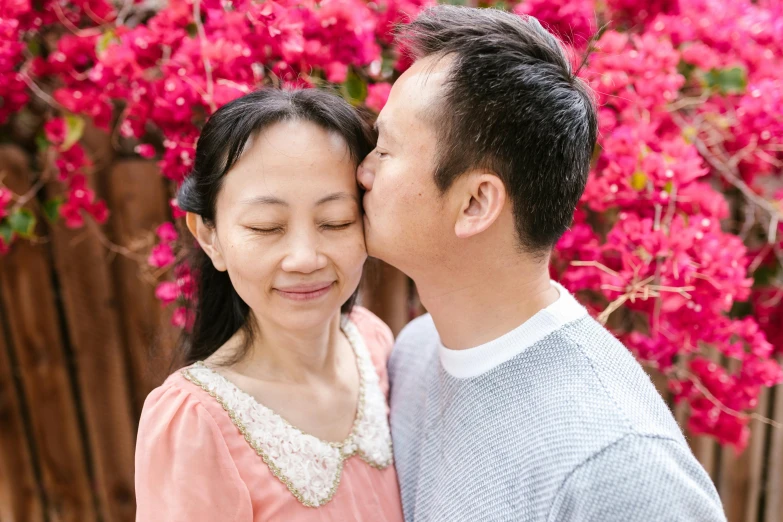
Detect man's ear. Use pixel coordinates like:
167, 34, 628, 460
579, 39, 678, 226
185, 212, 227, 271
454, 173, 506, 239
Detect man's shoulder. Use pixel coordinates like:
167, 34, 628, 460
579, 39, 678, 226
549, 432, 725, 521
396, 312, 438, 345
535, 316, 686, 441
389, 313, 439, 377
392, 313, 439, 358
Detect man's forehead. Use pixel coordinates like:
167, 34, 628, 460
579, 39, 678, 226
399, 55, 452, 92
384, 55, 451, 125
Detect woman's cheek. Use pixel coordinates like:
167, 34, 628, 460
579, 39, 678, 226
335, 230, 368, 274
350, 228, 368, 263
226, 240, 274, 294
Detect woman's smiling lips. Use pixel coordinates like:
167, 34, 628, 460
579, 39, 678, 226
274, 282, 335, 301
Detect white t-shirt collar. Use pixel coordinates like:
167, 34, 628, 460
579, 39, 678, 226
438, 280, 587, 379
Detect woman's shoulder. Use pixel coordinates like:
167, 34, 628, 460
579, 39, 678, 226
135, 367, 253, 520
348, 306, 394, 359
347, 306, 395, 398
137, 366, 228, 441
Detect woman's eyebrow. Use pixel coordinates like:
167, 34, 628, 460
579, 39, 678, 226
239, 193, 357, 206
316, 192, 358, 206
239, 195, 288, 206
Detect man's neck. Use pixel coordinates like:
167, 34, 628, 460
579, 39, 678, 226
416, 260, 558, 350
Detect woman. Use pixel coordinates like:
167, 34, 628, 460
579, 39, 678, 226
134, 89, 403, 521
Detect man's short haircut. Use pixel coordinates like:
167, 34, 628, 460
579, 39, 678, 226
397, 6, 598, 253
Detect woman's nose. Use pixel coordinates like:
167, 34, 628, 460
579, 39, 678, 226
357, 161, 375, 191
280, 233, 327, 274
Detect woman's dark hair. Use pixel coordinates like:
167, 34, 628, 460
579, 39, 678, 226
173, 88, 375, 368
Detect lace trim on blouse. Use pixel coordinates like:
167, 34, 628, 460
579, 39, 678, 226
180, 317, 393, 508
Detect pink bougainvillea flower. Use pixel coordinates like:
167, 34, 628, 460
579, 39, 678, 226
366, 82, 392, 112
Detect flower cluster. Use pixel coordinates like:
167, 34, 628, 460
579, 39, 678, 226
648, 0, 783, 183
156, 262, 197, 329
512, 0, 596, 47
536, 0, 783, 449
43, 117, 109, 228
0, 13, 28, 124
1, 0, 781, 450
148, 222, 178, 268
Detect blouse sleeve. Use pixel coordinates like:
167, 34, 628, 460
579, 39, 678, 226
135, 380, 253, 522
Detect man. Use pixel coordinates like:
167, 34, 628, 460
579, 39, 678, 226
357, 5, 727, 522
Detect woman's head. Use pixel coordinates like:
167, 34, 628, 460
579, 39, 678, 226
177, 88, 374, 366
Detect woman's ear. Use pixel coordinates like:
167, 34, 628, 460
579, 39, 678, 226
454, 173, 507, 239
185, 212, 227, 271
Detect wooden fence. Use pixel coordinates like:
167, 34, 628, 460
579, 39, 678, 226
0, 142, 782, 522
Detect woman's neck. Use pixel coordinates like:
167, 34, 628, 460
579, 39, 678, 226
216, 312, 348, 384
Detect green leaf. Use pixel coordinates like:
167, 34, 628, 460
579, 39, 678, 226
0, 219, 13, 244
340, 71, 368, 106
186, 22, 198, 37
380, 53, 397, 80
676, 59, 696, 80
630, 171, 648, 191
728, 300, 753, 319
96, 30, 117, 56
705, 67, 747, 95
62, 113, 85, 151
42, 197, 64, 224
634, 246, 652, 263
8, 208, 36, 238
27, 39, 42, 57
35, 132, 50, 152
753, 262, 778, 287
682, 125, 697, 144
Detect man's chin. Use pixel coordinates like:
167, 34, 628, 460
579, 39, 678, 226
363, 219, 409, 269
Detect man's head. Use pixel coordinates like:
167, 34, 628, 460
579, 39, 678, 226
358, 6, 597, 279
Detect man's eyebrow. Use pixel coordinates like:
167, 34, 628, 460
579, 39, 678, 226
239, 195, 288, 206
374, 119, 396, 143
317, 192, 359, 206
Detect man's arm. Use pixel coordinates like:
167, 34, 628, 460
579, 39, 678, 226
547, 432, 727, 522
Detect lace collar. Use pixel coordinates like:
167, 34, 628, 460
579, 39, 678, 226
180, 317, 393, 508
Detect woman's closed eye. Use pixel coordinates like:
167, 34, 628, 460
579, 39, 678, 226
320, 221, 355, 231
247, 225, 284, 234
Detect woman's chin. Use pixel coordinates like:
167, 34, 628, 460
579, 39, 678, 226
264, 295, 347, 331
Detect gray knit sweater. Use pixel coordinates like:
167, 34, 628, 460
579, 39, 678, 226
388, 282, 726, 522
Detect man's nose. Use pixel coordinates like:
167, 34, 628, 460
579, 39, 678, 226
357, 161, 375, 191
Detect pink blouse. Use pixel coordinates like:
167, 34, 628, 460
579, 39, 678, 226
135, 307, 404, 522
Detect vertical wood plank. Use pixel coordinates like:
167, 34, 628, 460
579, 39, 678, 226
765, 384, 783, 522
742, 388, 770, 522
676, 400, 719, 480
0, 144, 97, 522
676, 348, 722, 482
717, 358, 755, 522
0, 299, 46, 522
104, 160, 178, 420
719, 400, 768, 521
360, 261, 410, 336
46, 154, 137, 522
